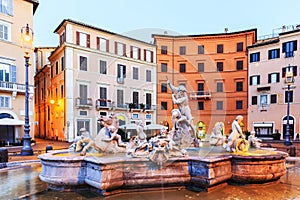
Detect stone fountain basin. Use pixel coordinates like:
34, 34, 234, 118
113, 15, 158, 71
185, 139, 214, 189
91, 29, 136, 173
38, 147, 287, 196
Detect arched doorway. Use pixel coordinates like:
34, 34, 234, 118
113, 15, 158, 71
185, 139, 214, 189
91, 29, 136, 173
282, 115, 295, 139
0, 113, 15, 146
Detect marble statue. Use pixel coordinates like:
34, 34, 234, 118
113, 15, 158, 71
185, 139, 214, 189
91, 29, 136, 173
210, 122, 226, 146
248, 131, 262, 148
223, 115, 248, 152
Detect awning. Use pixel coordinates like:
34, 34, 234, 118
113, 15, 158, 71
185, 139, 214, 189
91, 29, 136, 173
253, 123, 273, 127
0, 118, 25, 126
144, 124, 166, 130
119, 124, 137, 130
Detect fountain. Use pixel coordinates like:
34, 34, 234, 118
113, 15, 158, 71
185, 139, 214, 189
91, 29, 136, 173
38, 82, 288, 196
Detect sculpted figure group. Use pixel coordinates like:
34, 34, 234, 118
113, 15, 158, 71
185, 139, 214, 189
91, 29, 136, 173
71, 80, 260, 160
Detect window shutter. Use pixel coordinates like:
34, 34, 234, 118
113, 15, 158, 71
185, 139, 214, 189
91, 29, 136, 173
282, 68, 285, 78
276, 73, 280, 82
257, 76, 260, 84
106, 39, 109, 52
123, 44, 126, 56
144, 49, 146, 61
293, 66, 297, 76
268, 74, 271, 83
268, 50, 271, 59
87, 34, 90, 48
258, 53, 260, 61
294, 40, 297, 51
10, 65, 16, 83
138, 48, 141, 60
76, 31, 80, 45
130, 46, 133, 58
151, 51, 154, 63
96, 37, 100, 50
250, 77, 253, 85
282, 43, 286, 53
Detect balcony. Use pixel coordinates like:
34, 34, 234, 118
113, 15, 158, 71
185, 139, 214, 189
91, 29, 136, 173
190, 91, 211, 99
259, 104, 270, 112
75, 97, 93, 108
0, 81, 34, 97
96, 99, 112, 110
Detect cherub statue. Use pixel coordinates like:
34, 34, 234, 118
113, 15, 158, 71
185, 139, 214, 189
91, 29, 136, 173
248, 131, 262, 148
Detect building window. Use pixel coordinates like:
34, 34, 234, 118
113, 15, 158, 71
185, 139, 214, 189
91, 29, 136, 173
132, 91, 139, 108
79, 84, 88, 104
161, 83, 167, 93
285, 91, 293, 103
161, 46, 167, 54
55, 61, 59, 75
97, 37, 109, 52
76, 32, 90, 48
59, 32, 65, 45
250, 52, 260, 62
282, 65, 297, 78
61, 85, 64, 98
115, 42, 126, 56
216, 101, 223, 110
99, 60, 107, 74
117, 89, 124, 108
131, 46, 141, 59
268, 73, 280, 83
251, 96, 257, 105
61, 57, 64, 71
0, 22, 10, 41
270, 94, 277, 104
236, 60, 243, 70
216, 82, 223, 92
180, 46, 186, 55
146, 70, 151, 82
217, 44, 223, 53
236, 100, 243, 110
198, 45, 204, 54
117, 64, 126, 83
217, 62, 223, 71
76, 119, 90, 136
198, 63, 204, 72
100, 87, 107, 101
161, 63, 167, 72
237, 42, 243, 52
198, 102, 204, 110
132, 67, 139, 80
161, 101, 167, 110
79, 56, 87, 71
236, 81, 243, 91
0, 0, 13, 15
250, 75, 260, 85
79, 110, 88, 116
146, 93, 152, 109
0, 96, 10, 108
282, 40, 297, 58
268, 48, 280, 59
260, 94, 268, 105
0, 63, 16, 82
179, 63, 186, 73
144, 50, 153, 62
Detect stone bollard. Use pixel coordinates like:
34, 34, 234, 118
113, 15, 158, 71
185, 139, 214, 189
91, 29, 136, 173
45, 145, 53, 153
0, 148, 8, 168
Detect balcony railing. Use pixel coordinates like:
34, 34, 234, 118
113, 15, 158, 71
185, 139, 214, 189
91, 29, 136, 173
0, 81, 34, 97
190, 91, 211, 99
96, 99, 112, 110
75, 97, 93, 108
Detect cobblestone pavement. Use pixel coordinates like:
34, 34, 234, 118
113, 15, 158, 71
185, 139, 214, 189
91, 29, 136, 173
6, 138, 71, 162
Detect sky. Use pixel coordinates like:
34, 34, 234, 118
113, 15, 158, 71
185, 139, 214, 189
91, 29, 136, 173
34, 0, 300, 47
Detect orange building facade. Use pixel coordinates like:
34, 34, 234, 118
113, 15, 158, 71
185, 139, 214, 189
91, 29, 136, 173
153, 29, 257, 135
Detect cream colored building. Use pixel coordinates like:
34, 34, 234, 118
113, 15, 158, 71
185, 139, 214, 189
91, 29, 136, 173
0, 0, 38, 145
36, 19, 157, 141
248, 26, 300, 140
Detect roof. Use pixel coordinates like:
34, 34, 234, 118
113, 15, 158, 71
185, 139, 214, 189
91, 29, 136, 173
152, 28, 257, 40
247, 38, 280, 49
54, 19, 156, 47
23, 0, 39, 14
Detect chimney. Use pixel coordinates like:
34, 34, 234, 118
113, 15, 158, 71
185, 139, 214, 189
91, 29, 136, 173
224, 28, 228, 33
282, 25, 286, 33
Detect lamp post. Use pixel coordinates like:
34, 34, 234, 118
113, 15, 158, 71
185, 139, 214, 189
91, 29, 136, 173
284, 70, 294, 146
20, 24, 33, 155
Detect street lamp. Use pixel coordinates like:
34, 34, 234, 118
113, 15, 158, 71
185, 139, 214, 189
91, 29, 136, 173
20, 24, 34, 155
284, 70, 294, 146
